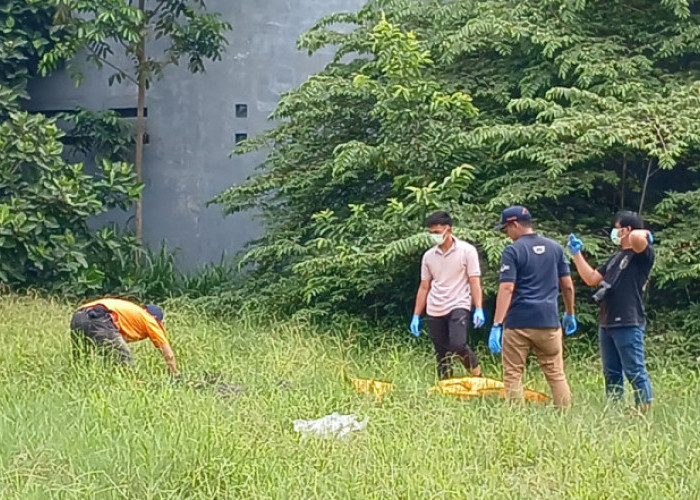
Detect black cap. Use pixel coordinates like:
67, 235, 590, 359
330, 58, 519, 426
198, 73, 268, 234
494, 206, 532, 230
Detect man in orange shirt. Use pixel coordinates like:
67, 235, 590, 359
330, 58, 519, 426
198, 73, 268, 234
70, 297, 178, 375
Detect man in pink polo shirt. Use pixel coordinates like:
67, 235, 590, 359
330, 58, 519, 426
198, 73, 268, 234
410, 211, 486, 379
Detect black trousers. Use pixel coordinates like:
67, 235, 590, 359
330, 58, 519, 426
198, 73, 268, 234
70, 305, 133, 366
427, 308, 479, 379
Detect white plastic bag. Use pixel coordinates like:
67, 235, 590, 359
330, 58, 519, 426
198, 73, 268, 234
293, 412, 368, 439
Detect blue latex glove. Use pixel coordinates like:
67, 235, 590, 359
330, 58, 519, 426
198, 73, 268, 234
562, 313, 578, 336
647, 231, 654, 245
567, 233, 583, 255
472, 308, 486, 328
410, 314, 421, 337
488, 324, 503, 354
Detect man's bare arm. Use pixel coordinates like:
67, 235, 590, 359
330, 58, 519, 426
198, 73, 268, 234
559, 275, 575, 315
493, 282, 515, 324
572, 253, 604, 287
413, 280, 431, 315
468, 276, 483, 309
630, 229, 651, 254
158, 343, 178, 375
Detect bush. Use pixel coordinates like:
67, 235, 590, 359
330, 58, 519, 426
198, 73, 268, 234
214, 1, 700, 326
0, 110, 141, 292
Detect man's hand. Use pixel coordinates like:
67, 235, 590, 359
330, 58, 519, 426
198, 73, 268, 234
472, 308, 486, 328
567, 233, 583, 255
488, 324, 503, 354
410, 314, 421, 337
158, 343, 178, 375
562, 313, 578, 336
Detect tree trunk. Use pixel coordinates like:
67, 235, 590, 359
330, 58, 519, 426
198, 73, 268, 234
134, 0, 146, 242
639, 157, 654, 215
620, 155, 627, 209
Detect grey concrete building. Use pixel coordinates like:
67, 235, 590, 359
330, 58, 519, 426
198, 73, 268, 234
28, 0, 366, 269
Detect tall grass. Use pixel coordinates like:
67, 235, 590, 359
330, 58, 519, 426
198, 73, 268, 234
1, 294, 699, 498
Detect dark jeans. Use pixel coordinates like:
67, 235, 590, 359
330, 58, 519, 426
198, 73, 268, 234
599, 325, 652, 405
70, 306, 133, 366
427, 308, 479, 379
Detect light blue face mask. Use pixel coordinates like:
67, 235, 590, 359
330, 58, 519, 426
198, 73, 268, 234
430, 230, 448, 246
430, 232, 444, 245
610, 228, 622, 245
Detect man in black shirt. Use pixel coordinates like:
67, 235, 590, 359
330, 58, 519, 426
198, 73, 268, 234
569, 211, 655, 413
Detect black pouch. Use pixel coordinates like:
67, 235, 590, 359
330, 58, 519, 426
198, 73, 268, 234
592, 281, 612, 304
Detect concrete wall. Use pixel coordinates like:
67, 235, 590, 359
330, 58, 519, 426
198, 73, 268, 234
28, 0, 366, 269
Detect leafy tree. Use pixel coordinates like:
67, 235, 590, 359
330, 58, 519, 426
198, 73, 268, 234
0, 1, 141, 292
215, 0, 700, 329
41, 0, 232, 240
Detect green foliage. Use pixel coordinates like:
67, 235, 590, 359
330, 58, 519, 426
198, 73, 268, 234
1, 0, 236, 299
0, 0, 56, 90
215, 0, 700, 322
214, 16, 485, 316
40, 0, 231, 86
0, 111, 141, 290
654, 188, 700, 290
58, 107, 135, 163
0, 0, 144, 295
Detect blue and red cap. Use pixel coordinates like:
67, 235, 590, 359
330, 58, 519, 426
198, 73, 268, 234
494, 206, 532, 230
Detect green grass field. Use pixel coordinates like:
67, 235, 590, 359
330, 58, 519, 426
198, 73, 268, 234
1, 295, 700, 498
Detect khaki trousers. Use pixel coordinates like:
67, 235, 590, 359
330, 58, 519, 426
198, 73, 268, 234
502, 328, 571, 409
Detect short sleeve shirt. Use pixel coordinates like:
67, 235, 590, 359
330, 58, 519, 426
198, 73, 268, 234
421, 237, 481, 317
596, 246, 654, 327
81, 298, 170, 347
499, 233, 570, 329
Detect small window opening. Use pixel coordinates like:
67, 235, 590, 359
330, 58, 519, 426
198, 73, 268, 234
235, 104, 248, 118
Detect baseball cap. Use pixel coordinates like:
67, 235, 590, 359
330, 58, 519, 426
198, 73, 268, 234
494, 206, 532, 230
145, 304, 164, 322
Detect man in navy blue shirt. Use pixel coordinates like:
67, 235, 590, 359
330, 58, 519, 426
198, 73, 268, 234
489, 206, 577, 408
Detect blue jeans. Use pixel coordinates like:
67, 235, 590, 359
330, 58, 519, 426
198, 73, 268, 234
599, 326, 653, 405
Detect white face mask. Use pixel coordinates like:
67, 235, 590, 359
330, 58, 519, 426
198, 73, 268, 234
610, 228, 622, 245
430, 230, 448, 246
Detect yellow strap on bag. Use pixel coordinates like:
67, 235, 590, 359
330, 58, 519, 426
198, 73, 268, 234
351, 378, 396, 402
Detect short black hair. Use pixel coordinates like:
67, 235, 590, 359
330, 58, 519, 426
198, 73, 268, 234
425, 211, 453, 227
518, 219, 533, 229
613, 210, 644, 230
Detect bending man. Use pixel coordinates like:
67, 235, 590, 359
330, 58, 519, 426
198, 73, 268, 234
489, 206, 577, 409
411, 211, 486, 379
70, 297, 178, 375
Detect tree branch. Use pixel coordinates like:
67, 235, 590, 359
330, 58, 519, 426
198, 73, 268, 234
639, 157, 654, 215
87, 46, 138, 85
151, 0, 168, 17
620, 154, 627, 209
